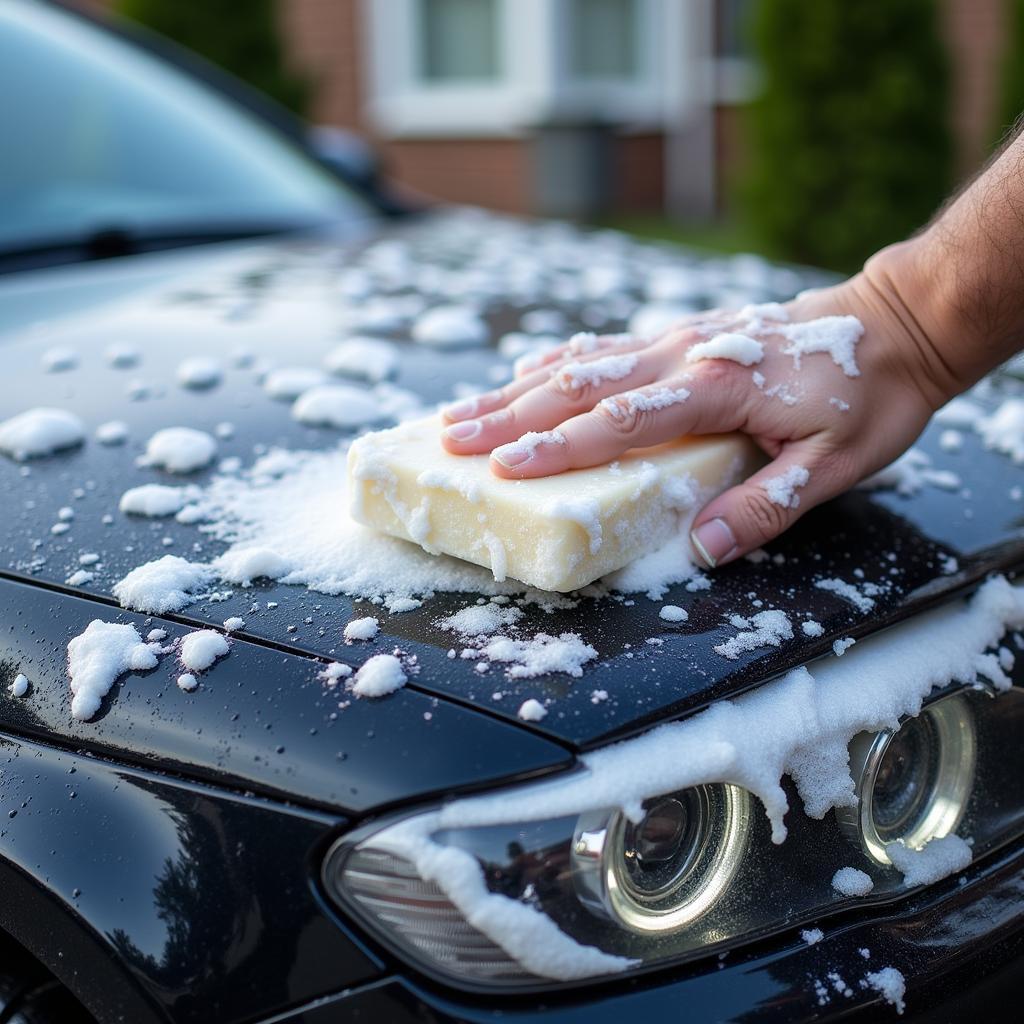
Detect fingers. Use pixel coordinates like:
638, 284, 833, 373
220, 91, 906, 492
513, 330, 644, 378
488, 366, 750, 477
442, 345, 672, 456
441, 333, 658, 428
689, 444, 851, 568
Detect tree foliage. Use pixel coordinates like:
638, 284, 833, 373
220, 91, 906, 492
739, 0, 952, 272
115, 0, 308, 115
998, 0, 1024, 142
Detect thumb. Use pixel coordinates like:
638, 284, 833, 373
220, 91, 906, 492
689, 445, 844, 568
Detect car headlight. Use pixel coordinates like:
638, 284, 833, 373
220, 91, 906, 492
323, 684, 1024, 990
838, 691, 977, 864
571, 784, 750, 933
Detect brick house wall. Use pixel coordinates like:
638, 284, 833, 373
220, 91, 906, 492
275, 0, 1009, 217
78, 0, 1014, 217
276, 0, 675, 215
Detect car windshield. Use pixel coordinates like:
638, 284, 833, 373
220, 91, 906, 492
0, 0, 370, 258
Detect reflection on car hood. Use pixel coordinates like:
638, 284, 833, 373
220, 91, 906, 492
2, 208, 1023, 768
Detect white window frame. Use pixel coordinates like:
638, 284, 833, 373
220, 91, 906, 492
361, 0, 695, 137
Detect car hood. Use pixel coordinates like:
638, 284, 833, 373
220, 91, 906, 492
2, 208, 1023, 782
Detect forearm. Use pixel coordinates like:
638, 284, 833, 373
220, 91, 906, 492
865, 126, 1024, 405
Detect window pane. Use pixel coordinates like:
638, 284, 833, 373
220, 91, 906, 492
717, 0, 754, 58
0, 0, 363, 256
420, 0, 500, 81
569, 0, 638, 79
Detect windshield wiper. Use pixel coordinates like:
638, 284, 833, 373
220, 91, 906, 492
0, 218, 336, 275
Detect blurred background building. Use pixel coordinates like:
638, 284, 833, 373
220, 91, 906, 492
81, 0, 1018, 272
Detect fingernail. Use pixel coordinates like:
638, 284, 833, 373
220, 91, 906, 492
492, 442, 531, 468
443, 397, 478, 420
690, 518, 737, 568
445, 419, 482, 442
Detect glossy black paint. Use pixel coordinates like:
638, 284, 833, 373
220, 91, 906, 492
3, 6, 1023, 1022
0, 576, 572, 814
2, 219, 1024, 755
3, 193, 1024, 1024
264, 836, 1024, 1022
0, 731, 380, 1024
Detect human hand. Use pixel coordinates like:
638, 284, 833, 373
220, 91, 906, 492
439, 257, 951, 568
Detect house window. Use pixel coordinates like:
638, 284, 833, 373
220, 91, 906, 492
716, 0, 753, 58
568, 0, 639, 80
419, 0, 500, 81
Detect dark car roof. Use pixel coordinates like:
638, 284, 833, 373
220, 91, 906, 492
2, 212, 1023, 803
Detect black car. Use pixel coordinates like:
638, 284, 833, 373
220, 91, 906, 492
2, 2, 1024, 1022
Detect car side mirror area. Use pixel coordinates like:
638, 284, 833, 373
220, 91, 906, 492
307, 125, 418, 217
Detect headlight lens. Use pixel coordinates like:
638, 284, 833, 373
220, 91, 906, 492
572, 784, 749, 932
838, 691, 977, 864
324, 683, 1024, 990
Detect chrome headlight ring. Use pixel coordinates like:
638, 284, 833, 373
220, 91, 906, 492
838, 689, 979, 865
571, 783, 751, 933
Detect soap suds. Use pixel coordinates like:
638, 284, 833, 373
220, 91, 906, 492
976, 397, 1024, 463
263, 367, 327, 400
518, 698, 548, 722
344, 616, 380, 642
686, 332, 764, 367
96, 420, 129, 445
140, 428, 217, 474
179, 629, 230, 671
0, 408, 85, 461
938, 429, 963, 453
292, 385, 385, 429
601, 385, 690, 418
325, 337, 398, 381
9, 673, 29, 697
176, 357, 223, 389
779, 315, 864, 376
105, 344, 139, 368
862, 967, 906, 1014
558, 354, 638, 389
470, 633, 597, 679
659, 605, 688, 622
815, 577, 876, 613
120, 484, 194, 517
886, 834, 972, 886
859, 448, 961, 496
43, 346, 78, 372
351, 654, 407, 696
934, 396, 985, 429
108, 438, 722, 620
67, 620, 160, 720
412, 305, 488, 347
714, 610, 792, 659
367, 577, 1024, 981
177, 673, 199, 691
441, 603, 524, 637
801, 927, 824, 945
831, 866, 874, 896
495, 430, 566, 464
832, 637, 856, 656
762, 465, 810, 509
112, 556, 217, 613
801, 620, 824, 637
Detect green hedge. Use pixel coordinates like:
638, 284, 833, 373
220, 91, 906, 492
115, 0, 308, 115
998, 0, 1024, 142
739, 0, 952, 272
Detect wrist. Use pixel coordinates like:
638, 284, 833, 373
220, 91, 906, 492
857, 234, 967, 409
